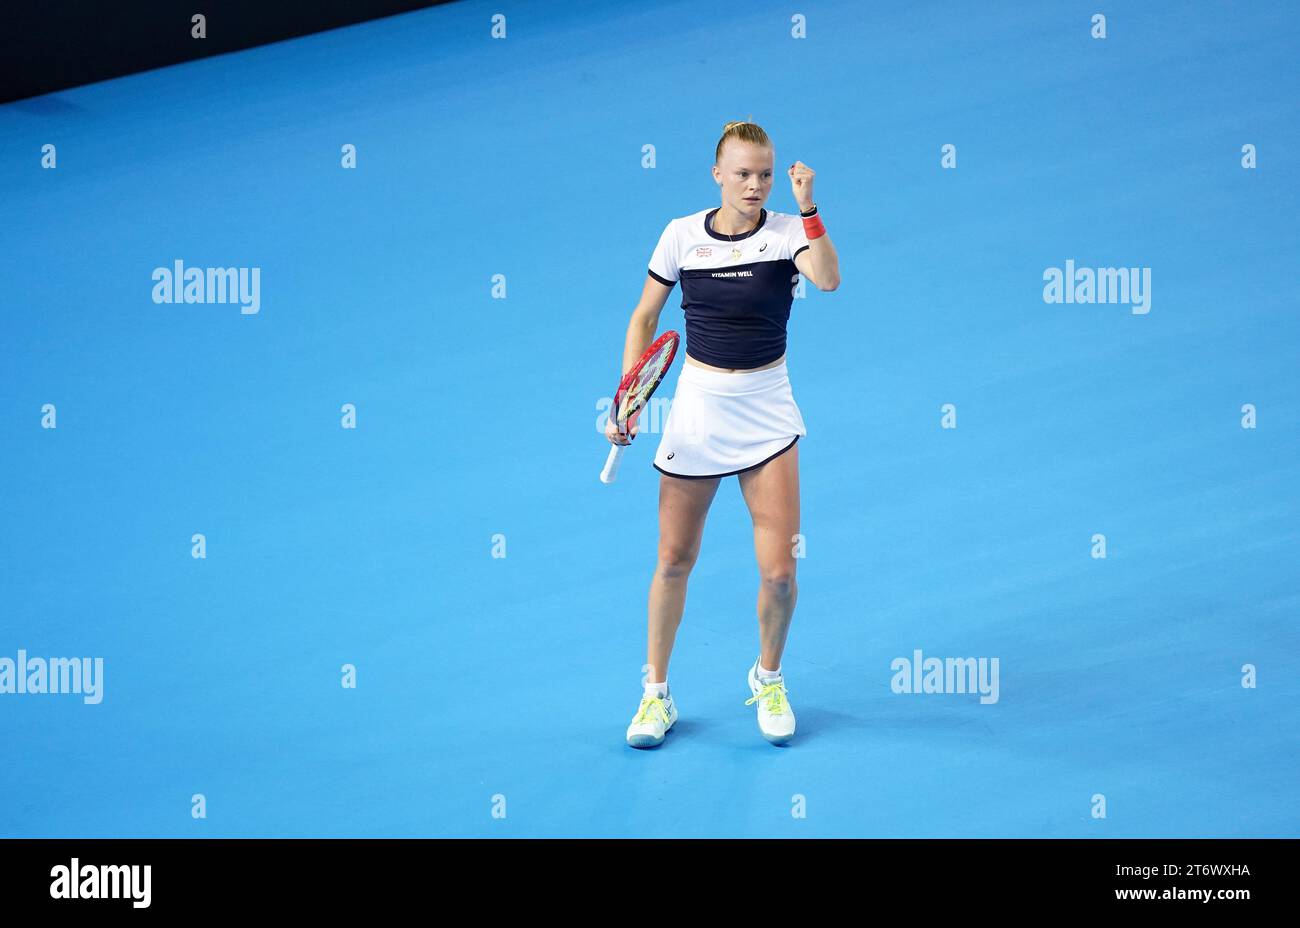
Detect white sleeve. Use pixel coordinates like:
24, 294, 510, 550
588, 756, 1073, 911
787, 214, 811, 261
648, 220, 679, 285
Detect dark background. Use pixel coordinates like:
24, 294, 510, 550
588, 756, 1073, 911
0, 0, 454, 104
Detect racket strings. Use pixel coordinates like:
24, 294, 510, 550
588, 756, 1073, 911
618, 347, 671, 421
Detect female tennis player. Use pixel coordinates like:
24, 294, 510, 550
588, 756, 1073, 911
608, 120, 841, 748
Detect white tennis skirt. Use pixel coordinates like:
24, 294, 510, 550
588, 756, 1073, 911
652, 358, 807, 479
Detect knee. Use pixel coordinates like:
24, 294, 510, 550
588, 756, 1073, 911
656, 547, 698, 580
759, 566, 796, 599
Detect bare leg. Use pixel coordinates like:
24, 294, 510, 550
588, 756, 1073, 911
645, 473, 721, 683
737, 442, 801, 671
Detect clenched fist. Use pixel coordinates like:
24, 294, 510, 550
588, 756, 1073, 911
788, 161, 815, 211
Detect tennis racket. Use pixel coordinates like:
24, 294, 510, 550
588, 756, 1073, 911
600, 330, 680, 484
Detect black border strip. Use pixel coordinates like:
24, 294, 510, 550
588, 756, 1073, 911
704, 207, 768, 241
654, 434, 799, 480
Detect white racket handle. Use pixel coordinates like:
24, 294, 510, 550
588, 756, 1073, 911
600, 442, 628, 484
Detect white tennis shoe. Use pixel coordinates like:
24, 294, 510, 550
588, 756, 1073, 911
745, 659, 796, 745
626, 692, 678, 748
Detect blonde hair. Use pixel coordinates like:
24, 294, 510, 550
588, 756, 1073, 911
715, 117, 772, 164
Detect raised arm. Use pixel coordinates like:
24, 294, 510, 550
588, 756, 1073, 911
794, 238, 839, 291
788, 160, 840, 291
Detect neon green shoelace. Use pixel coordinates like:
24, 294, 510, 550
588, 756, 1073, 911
745, 682, 788, 714
636, 697, 669, 725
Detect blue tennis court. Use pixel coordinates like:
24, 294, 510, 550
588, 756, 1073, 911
2, 0, 1296, 837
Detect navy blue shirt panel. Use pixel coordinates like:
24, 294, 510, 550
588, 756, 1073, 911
678, 259, 797, 369
646, 207, 808, 369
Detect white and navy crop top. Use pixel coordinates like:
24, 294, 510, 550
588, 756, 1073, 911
647, 208, 810, 369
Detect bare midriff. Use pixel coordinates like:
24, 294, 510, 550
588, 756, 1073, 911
684, 352, 786, 374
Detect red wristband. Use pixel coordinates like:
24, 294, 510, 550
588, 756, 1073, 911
802, 212, 826, 240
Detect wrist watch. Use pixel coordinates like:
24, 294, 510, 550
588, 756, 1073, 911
799, 203, 818, 217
